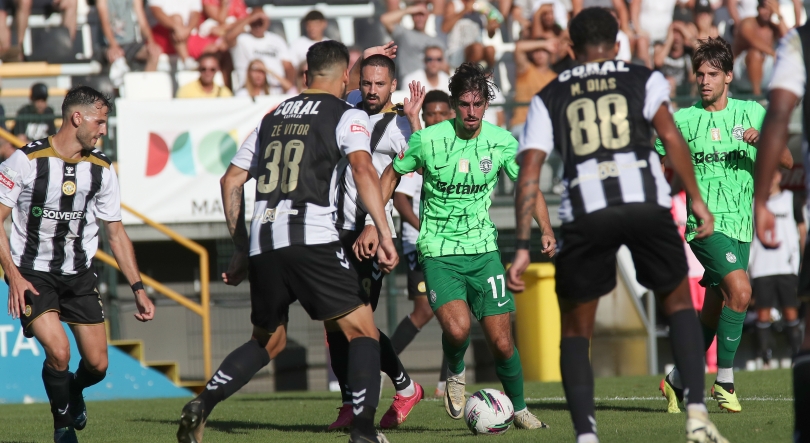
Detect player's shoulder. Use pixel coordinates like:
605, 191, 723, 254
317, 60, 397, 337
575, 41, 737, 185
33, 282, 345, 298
481, 121, 516, 144
20, 138, 52, 157
731, 97, 766, 114
672, 102, 703, 120
86, 149, 113, 169
417, 119, 455, 138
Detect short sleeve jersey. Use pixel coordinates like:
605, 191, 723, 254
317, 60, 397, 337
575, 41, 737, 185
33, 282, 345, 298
393, 120, 519, 258
654, 98, 765, 242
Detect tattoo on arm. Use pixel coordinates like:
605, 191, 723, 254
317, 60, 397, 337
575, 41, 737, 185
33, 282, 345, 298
515, 178, 538, 240
225, 185, 248, 251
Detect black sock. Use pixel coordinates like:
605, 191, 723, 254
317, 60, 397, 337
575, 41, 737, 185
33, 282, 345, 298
348, 337, 381, 438
439, 354, 449, 382
71, 359, 105, 395
390, 315, 420, 354
42, 364, 72, 429
326, 330, 352, 404
197, 340, 270, 417
756, 321, 773, 362
560, 337, 595, 436
379, 330, 412, 392
794, 350, 810, 442
786, 319, 803, 356
668, 309, 705, 405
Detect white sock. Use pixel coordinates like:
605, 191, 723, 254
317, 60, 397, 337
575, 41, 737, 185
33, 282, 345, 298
668, 367, 683, 389
515, 407, 527, 414
686, 403, 708, 414
576, 432, 599, 443
436, 381, 446, 391
396, 380, 416, 397
716, 367, 734, 384
450, 367, 466, 378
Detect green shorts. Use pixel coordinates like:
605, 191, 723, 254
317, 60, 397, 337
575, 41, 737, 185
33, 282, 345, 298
689, 232, 750, 288
421, 251, 515, 320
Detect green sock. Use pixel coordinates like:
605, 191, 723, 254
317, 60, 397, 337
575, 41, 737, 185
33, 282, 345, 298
495, 347, 526, 411
442, 333, 469, 375
716, 306, 746, 368
701, 319, 717, 351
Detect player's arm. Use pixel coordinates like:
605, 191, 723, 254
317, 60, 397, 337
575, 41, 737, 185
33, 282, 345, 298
347, 42, 398, 95
220, 164, 251, 280
653, 104, 714, 238
0, 203, 38, 320
394, 193, 419, 230
533, 189, 555, 258
105, 220, 155, 322
350, 151, 398, 273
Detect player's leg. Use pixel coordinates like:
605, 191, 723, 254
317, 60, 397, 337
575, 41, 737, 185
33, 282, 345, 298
423, 255, 472, 419
559, 298, 600, 442
712, 268, 751, 411
776, 274, 802, 356
752, 277, 776, 366
471, 251, 546, 429
794, 301, 810, 442
178, 251, 290, 443
325, 319, 354, 430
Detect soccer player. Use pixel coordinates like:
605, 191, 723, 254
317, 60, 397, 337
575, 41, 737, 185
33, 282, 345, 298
177, 41, 398, 443
378, 62, 554, 430
0, 86, 155, 443
654, 37, 792, 414
509, 8, 727, 443
749, 168, 805, 366
389, 90, 455, 398
325, 53, 426, 430
752, 23, 810, 443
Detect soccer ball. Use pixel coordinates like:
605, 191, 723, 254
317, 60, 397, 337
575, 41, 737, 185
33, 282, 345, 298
464, 388, 514, 435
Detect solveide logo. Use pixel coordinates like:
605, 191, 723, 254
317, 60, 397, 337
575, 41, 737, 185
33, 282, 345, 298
146, 130, 240, 177
31, 206, 84, 220
693, 149, 748, 165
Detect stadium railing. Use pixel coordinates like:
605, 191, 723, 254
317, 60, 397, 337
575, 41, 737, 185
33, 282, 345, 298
0, 127, 213, 389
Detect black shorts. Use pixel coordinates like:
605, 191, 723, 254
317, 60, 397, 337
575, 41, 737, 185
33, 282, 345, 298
13, 267, 104, 338
339, 229, 384, 310
248, 242, 368, 332
753, 274, 800, 309
405, 251, 427, 299
555, 203, 688, 303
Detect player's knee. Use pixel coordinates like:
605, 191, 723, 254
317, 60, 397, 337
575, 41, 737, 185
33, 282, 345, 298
490, 336, 514, 360
47, 347, 71, 371
444, 324, 469, 346
728, 286, 751, 311
87, 359, 108, 375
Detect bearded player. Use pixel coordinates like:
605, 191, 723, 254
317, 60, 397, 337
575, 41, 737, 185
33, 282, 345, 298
379, 62, 555, 429
655, 37, 792, 414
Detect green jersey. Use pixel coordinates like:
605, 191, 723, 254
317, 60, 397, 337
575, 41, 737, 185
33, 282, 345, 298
654, 98, 765, 242
392, 120, 520, 258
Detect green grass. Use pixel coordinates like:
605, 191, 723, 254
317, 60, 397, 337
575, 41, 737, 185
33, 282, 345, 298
0, 370, 793, 442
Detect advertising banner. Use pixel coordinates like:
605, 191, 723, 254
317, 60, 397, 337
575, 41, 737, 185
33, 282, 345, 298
116, 96, 291, 224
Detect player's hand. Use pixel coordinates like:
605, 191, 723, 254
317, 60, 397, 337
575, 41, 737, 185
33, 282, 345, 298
743, 127, 760, 144
403, 81, 426, 121
507, 249, 530, 292
222, 250, 249, 286
106, 44, 125, 63
690, 199, 715, 239
376, 236, 399, 273
6, 273, 38, 320
541, 233, 556, 257
755, 202, 781, 248
363, 41, 397, 60
353, 224, 379, 261
133, 290, 155, 322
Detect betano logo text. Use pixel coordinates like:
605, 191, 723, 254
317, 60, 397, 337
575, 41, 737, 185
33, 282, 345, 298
147, 131, 240, 177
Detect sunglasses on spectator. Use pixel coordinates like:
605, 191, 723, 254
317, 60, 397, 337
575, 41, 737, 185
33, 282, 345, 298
425, 57, 443, 62
199, 66, 218, 72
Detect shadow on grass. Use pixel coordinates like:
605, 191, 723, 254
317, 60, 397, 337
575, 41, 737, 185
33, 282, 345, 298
527, 401, 662, 414
134, 418, 332, 434
234, 395, 341, 402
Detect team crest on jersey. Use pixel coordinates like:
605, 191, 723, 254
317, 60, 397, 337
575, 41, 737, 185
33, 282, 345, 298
430, 289, 437, 304
62, 181, 76, 196
23, 305, 31, 317
479, 157, 492, 173
418, 282, 426, 293
711, 128, 721, 141
726, 252, 737, 263
459, 159, 470, 173
732, 125, 745, 141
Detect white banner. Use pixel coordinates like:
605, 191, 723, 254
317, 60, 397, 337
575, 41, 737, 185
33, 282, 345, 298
116, 96, 291, 224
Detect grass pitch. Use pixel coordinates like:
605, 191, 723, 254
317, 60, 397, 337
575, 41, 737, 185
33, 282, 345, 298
0, 369, 792, 443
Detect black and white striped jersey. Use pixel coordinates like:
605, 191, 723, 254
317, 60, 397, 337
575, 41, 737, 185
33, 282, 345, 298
0, 137, 121, 274
230, 90, 372, 255
520, 61, 672, 223
335, 90, 409, 233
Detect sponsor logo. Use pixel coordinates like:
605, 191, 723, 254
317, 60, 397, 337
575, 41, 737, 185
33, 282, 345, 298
351, 124, 370, 137
459, 159, 470, 173
726, 252, 737, 263
726, 335, 741, 341
436, 181, 487, 195
417, 281, 426, 293
31, 207, 85, 220
570, 160, 648, 188
273, 99, 321, 118
0, 172, 14, 190
429, 289, 437, 304
479, 157, 492, 173
558, 60, 630, 82
732, 125, 745, 141
398, 151, 405, 160
23, 305, 31, 317
62, 181, 76, 195
260, 208, 299, 224
692, 149, 748, 165
146, 130, 241, 177
711, 128, 721, 141
336, 248, 350, 269
65, 166, 75, 177
497, 299, 510, 307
